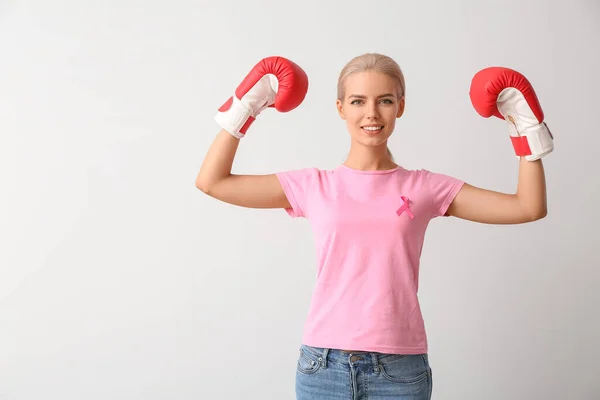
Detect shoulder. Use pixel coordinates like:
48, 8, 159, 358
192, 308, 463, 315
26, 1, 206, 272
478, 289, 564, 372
401, 167, 462, 187
275, 167, 332, 191
276, 167, 327, 180
392, 166, 440, 184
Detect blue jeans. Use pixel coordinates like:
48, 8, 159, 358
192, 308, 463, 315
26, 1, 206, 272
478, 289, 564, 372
296, 344, 433, 400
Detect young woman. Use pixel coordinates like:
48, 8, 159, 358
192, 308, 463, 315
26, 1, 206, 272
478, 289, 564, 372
197, 54, 552, 400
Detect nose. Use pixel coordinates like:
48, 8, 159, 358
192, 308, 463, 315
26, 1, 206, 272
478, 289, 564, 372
366, 100, 380, 119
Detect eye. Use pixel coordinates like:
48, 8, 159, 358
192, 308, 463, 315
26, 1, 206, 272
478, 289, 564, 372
380, 99, 393, 104
350, 99, 363, 105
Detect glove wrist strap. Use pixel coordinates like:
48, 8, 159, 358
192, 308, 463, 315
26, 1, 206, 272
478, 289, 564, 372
214, 96, 254, 139
510, 122, 554, 161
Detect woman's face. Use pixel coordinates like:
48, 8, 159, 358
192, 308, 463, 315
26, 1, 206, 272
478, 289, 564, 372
336, 71, 405, 149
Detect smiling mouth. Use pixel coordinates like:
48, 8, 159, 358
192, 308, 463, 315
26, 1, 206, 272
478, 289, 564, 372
361, 125, 384, 134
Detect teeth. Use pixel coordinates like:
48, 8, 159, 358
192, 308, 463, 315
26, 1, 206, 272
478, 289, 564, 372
363, 126, 383, 131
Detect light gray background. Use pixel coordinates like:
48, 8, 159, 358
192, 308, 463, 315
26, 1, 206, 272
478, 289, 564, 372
1, 0, 599, 399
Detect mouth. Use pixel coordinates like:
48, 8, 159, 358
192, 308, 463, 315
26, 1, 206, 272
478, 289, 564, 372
361, 125, 384, 135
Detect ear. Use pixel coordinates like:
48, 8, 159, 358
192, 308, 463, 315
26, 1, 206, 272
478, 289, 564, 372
396, 97, 405, 118
336, 98, 346, 120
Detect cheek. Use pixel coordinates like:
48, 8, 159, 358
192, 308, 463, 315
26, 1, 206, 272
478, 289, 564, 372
344, 112, 361, 125
347, 110, 363, 123
384, 107, 399, 118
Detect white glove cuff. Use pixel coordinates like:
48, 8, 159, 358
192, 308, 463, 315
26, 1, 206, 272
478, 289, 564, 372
523, 122, 554, 161
214, 96, 252, 139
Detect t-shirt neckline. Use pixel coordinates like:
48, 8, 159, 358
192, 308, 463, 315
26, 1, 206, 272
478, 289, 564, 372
338, 164, 401, 175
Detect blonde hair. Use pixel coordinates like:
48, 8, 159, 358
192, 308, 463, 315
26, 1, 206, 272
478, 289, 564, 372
337, 53, 406, 101
337, 53, 406, 161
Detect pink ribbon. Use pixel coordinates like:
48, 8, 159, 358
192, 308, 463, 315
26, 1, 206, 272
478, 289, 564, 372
396, 196, 415, 219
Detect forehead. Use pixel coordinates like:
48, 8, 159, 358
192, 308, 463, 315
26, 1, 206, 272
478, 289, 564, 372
344, 71, 397, 95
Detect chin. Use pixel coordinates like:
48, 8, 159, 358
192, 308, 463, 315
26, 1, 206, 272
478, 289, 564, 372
355, 137, 390, 148
353, 130, 391, 144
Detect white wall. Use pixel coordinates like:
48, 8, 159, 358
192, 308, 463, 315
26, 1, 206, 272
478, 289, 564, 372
1, 0, 599, 399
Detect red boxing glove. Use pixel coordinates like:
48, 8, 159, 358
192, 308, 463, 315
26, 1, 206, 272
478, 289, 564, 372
215, 56, 309, 139
469, 67, 554, 161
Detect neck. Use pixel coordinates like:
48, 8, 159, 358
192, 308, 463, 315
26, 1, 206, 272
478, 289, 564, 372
343, 143, 397, 171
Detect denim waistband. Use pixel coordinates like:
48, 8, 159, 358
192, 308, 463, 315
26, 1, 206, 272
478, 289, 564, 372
300, 344, 428, 371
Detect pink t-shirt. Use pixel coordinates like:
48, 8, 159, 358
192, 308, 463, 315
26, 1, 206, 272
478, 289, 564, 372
276, 164, 465, 355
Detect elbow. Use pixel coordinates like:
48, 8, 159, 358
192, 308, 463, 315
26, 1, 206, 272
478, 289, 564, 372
528, 206, 548, 222
537, 207, 548, 220
517, 196, 548, 223
195, 178, 211, 194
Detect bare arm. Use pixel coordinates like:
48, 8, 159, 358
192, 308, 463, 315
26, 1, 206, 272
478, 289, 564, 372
446, 157, 547, 224
195, 129, 291, 209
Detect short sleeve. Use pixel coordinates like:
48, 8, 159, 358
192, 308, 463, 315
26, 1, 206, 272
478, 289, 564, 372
423, 170, 465, 218
275, 168, 319, 218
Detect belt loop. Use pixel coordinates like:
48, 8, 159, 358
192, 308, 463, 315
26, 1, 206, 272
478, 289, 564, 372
371, 353, 380, 373
320, 348, 329, 369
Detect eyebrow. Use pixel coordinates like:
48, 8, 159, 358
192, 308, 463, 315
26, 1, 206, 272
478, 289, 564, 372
348, 93, 395, 99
